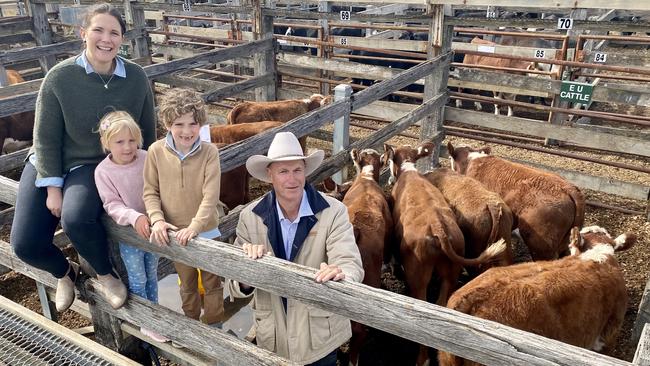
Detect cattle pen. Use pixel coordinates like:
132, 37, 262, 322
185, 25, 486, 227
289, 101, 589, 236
1, 0, 650, 365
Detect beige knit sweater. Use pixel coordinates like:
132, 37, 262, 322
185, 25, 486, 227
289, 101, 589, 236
143, 139, 221, 234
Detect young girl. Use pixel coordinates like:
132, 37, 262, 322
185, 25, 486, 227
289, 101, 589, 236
94, 111, 169, 343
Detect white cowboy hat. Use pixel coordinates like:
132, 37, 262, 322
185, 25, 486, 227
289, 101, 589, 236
246, 132, 324, 183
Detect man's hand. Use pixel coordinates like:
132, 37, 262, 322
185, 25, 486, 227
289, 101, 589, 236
315, 262, 345, 283
176, 228, 198, 246
46, 187, 63, 218
242, 242, 270, 259
134, 215, 151, 239
150, 220, 178, 246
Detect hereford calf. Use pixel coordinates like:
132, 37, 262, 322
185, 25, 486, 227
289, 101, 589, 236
448, 143, 585, 261
384, 142, 506, 366
226, 94, 331, 124
343, 148, 393, 366
1, 70, 34, 154
210, 121, 283, 210
424, 168, 514, 275
438, 226, 636, 366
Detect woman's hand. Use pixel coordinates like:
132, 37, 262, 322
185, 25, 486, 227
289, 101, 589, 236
176, 228, 198, 246
133, 215, 151, 240
46, 187, 63, 218
150, 220, 178, 246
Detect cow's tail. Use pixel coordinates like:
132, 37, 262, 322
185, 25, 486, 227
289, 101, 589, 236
486, 203, 503, 245
430, 231, 507, 267
226, 104, 244, 124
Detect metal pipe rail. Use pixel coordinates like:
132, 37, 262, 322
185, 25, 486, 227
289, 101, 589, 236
454, 27, 567, 40
148, 30, 247, 44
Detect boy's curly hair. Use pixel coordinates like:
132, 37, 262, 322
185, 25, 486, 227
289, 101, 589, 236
158, 88, 207, 128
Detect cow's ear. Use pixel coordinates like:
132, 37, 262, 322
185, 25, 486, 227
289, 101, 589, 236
614, 233, 637, 252
350, 148, 359, 163
447, 142, 455, 158
417, 142, 435, 158
480, 146, 492, 155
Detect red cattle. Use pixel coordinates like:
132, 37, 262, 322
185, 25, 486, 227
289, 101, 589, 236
384, 142, 506, 366
438, 225, 636, 366
227, 94, 331, 124
210, 121, 283, 210
448, 143, 585, 261
342, 148, 393, 366
1, 70, 34, 154
424, 168, 514, 275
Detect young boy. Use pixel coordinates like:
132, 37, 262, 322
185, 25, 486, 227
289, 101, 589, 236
143, 88, 224, 328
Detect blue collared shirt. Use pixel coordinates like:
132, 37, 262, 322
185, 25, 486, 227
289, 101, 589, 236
275, 190, 314, 259
164, 132, 221, 239
32, 53, 127, 188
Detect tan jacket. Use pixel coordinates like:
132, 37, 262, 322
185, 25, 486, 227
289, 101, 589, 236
228, 186, 363, 364
143, 138, 221, 234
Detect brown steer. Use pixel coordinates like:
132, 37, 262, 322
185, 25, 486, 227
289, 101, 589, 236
384, 142, 506, 366
448, 143, 585, 260
439, 225, 636, 366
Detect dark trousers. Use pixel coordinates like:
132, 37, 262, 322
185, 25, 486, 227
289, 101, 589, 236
307, 349, 337, 366
11, 162, 112, 278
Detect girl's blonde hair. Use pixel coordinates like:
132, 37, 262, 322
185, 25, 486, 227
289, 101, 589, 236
98, 111, 143, 152
157, 88, 207, 128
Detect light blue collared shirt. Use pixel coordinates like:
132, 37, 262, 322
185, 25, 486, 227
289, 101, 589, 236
32, 53, 127, 188
164, 132, 221, 238
276, 190, 313, 259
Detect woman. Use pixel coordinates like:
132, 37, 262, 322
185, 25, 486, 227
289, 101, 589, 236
10, 3, 156, 312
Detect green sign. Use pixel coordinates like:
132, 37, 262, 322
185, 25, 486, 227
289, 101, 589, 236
559, 81, 593, 103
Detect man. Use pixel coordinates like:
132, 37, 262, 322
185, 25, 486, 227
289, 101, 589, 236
227, 132, 363, 365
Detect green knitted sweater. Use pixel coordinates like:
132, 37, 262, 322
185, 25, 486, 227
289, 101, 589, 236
30, 56, 156, 180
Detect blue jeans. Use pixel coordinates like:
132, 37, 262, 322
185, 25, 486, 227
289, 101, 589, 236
11, 162, 112, 278
307, 349, 337, 366
119, 243, 159, 302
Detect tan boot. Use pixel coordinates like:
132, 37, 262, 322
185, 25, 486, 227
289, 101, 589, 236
55, 262, 78, 312
97, 271, 128, 309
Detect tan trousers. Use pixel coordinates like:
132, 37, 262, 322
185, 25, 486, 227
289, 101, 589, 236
174, 261, 224, 324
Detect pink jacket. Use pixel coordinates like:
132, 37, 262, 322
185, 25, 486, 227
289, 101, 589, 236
95, 149, 147, 227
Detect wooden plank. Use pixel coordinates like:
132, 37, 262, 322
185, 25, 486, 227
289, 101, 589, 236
0, 242, 295, 366
0, 40, 81, 64
451, 68, 650, 107
0, 91, 36, 117
0, 32, 34, 45
203, 73, 274, 102
581, 50, 650, 68
634, 324, 650, 366
0, 18, 30, 37
0, 175, 18, 205
635, 278, 650, 348
28, 0, 56, 72
431, 0, 650, 10
167, 24, 254, 41
444, 107, 650, 158
453, 41, 559, 60
0, 293, 140, 365
512, 159, 650, 201
0, 79, 42, 99
144, 38, 273, 78
252, 5, 276, 101
278, 52, 417, 82
143, 10, 164, 22
95, 215, 631, 366
219, 99, 349, 172
330, 36, 427, 52
263, 8, 432, 23
445, 18, 650, 33
448, 78, 550, 98
352, 51, 451, 109
0, 148, 28, 173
